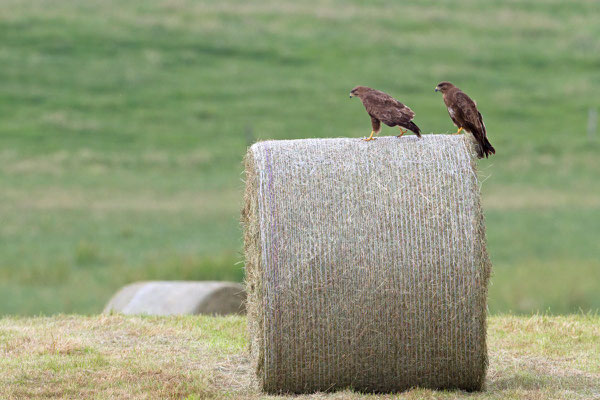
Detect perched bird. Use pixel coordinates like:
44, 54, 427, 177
349, 86, 421, 141
435, 81, 495, 158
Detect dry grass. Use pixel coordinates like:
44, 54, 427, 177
0, 315, 242, 399
0, 315, 598, 399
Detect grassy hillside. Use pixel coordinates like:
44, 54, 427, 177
0, 314, 598, 399
1, 0, 599, 314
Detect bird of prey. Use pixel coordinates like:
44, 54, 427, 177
435, 81, 495, 158
349, 86, 421, 141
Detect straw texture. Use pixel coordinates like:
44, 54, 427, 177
242, 135, 491, 394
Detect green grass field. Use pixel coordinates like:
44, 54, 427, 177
1, 314, 598, 399
1, 0, 599, 315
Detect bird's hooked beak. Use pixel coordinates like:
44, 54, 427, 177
434, 86, 440, 92
349, 93, 354, 98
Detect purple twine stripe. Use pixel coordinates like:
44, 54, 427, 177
264, 144, 280, 289
264, 143, 283, 377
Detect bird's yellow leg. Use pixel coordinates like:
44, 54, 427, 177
397, 127, 407, 137
453, 127, 464, 135
363, 131, 376, 141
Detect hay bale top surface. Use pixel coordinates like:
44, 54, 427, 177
251, 133, 476, 154
249, 134, 479, 183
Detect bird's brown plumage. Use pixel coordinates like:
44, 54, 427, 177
435, 81, 495, 158
350, 86, 421, 140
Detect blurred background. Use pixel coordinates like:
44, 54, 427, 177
0, 0, 598, 315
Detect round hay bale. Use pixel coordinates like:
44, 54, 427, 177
242, 135, 491, 394
103, 281, 245, 316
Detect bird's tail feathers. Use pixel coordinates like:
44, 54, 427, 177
405, 121, 422, 137
477, 136, 496, 158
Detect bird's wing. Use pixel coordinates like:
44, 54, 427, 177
456, 91, 491, 157
477, 111, 486, 135
363, 91, 414, 126
455, 91, 483, 133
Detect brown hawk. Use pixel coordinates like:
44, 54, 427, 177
350, 86, 421, 141
435, 81, 495, 158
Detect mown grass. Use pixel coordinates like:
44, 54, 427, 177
0, 0, 599, 314
0, 315, 598, 399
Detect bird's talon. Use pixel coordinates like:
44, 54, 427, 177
363, 131, 376, 141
